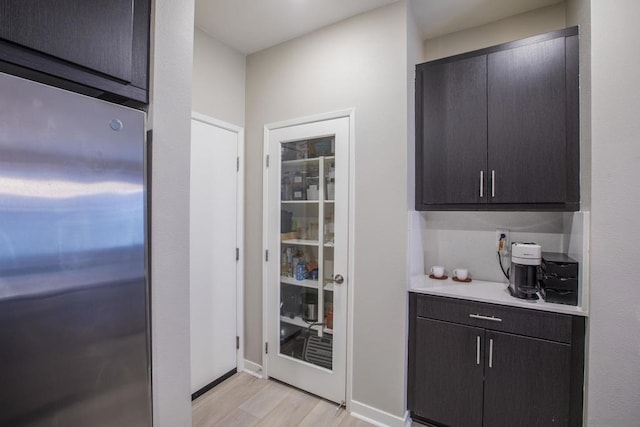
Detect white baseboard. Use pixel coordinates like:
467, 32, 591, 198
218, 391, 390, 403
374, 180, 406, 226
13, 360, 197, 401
404, 412, 413, 427
243, 359, 263, 378
349, 400, 409, 427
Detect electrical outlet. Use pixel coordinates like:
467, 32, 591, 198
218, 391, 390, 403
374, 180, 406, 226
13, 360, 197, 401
496, 229, 510, 254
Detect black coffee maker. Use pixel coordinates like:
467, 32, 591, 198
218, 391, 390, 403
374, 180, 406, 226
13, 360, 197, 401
508, 242, 542, 300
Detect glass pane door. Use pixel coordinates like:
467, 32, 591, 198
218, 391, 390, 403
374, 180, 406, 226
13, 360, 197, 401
278, 137, 335, 370
266, 115, 349, 404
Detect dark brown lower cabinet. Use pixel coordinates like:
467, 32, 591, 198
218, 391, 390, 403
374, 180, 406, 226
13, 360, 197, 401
408, 293, 585, 427
413, 318, 484, 427
483, 331, 571, 426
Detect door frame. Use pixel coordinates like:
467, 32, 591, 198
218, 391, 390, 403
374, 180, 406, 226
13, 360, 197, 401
262, 108, 355, 408
191, 112, 245, 373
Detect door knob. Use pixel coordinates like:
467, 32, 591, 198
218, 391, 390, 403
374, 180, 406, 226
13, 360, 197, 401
334, 274, 344, 284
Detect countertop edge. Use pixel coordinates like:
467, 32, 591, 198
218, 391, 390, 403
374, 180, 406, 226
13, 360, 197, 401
409, 276, 588, 317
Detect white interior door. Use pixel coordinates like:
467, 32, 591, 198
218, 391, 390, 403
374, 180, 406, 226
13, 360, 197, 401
190, 116, 240, 394
265, 116, 349, 404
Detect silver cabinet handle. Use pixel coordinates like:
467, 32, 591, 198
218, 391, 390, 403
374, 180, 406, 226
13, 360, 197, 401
479, 171, 484, 198
491, 170, 496, 198
334, 274, 344, 284
489, 338, 494, 368
469, 314, 502, 322
476, 336, 481, 365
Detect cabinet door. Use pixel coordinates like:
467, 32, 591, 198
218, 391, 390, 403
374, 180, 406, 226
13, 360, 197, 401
417, 55, 487, 206
412, 318, 484, 427
483, 331, 571, 426
487, 37, 567, 204
0, 0, 134, 82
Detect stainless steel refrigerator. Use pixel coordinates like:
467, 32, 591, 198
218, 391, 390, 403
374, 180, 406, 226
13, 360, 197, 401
0, 72, 151, 426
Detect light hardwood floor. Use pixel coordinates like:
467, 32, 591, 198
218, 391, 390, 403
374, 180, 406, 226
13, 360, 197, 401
192, 372, 375, 426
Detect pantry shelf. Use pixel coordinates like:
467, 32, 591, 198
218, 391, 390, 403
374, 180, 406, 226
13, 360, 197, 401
281, 276, 319, 289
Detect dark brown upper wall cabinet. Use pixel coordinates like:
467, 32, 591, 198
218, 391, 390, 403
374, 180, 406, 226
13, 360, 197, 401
0, 0, 150, 107
415, 27, 580, 211
420, 55, 488, 205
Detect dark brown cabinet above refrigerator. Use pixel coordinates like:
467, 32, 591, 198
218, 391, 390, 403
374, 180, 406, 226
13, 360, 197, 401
0, 0, 150, 108
415, 27, 580, 211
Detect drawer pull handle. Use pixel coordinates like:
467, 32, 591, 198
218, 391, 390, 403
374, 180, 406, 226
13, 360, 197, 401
476, 336, 481, 365
489, 338, 494, 368
491, 170, 496, 198
469, 314, 502, 322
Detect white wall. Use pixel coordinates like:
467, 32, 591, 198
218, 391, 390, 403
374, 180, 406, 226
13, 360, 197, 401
588, 0, 640, 424
148, 0, 194, 425
419, 212, 567, 282
245, 1, 408, 419
192, 28, 246, 126
405, 1, 423, 417
565, 0, 592, 421
423, 3, 566, 61
407, 2, 421, 211
191, 28, 246, 367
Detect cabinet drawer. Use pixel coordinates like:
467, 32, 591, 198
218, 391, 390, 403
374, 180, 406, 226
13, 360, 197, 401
414, 294, 572, 343
542, 260, 579, 278
541, 275, 578, 292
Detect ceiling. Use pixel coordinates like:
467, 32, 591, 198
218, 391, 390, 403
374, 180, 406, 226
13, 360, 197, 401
413, 0, 563, 39
195, 0, 564, 55
194, 0, 398, 54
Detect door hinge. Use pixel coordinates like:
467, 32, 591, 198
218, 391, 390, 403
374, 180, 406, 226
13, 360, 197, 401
236, 336, 240, 350
237, 156, 240, 171
266, 155, 270, 168
265, 249, 269, 262
236, 247, 240, 261
265, 342, 269, 354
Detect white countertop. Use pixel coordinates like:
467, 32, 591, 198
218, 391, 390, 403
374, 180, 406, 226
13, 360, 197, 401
410, 275, 588, 317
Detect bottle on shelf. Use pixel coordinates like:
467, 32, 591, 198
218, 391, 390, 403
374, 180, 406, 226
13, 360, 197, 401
281, 172, 292, 200
295, 261, 308, 280
306, 176, 319, 200
324, 215, 334, 245
324, 302, 334, 330
326, 179, 335, 200
292, 170, 306, 200
302, 292, 318, 322
325, 163, 335, 200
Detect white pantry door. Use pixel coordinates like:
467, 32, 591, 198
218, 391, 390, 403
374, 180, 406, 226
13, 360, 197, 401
190, 116, 241, 395
265, 116, 349, 404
